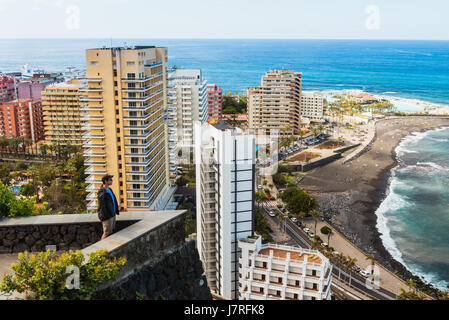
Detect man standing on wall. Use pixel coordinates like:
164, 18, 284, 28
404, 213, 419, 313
98, 175, 120, 240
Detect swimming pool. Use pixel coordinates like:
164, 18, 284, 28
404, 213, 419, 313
11, 186, 21, 194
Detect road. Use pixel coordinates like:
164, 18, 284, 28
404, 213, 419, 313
262, 208, 397, 300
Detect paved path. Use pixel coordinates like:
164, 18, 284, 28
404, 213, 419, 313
261, 170, 409, 298
303, 219, 407, 296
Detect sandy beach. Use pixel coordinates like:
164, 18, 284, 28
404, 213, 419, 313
300, 116, 449, 283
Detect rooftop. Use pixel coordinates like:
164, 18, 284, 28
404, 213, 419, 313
88, 46, 159, 51
259, 246, 324, 265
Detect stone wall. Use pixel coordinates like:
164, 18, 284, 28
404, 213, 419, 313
0, 221, 137, 254
0, 211, 212, 300
97, 240, 212, 300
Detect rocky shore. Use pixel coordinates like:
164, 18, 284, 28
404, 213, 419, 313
301, 116, 449, 292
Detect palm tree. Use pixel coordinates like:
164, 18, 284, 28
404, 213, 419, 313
346, 256, 358, 272
310, 210, 323, 235
365, 253, 376, 275
298, 130, 306, 146
326, 227, 333, 246
9, 137, 20, 156
406, 279, 417, 295
0, 136, 9, 154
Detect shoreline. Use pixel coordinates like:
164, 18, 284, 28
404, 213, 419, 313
321, 89, 449, 114
300, 116, 449, 294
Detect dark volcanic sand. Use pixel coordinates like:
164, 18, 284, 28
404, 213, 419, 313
300, 116, 449, 281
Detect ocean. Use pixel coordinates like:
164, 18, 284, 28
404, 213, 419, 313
2, 38, 449, 289
1, 39, 449, 106
376, 127, 449, 290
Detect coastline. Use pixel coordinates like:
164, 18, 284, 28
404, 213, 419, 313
300, 116, 449, 292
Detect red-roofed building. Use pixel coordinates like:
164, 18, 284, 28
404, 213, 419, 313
0, 99, 45, 143
0, 75, 18, 103
206, 84, 222, 121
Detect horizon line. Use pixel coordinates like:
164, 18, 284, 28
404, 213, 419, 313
1, 37, 449, 41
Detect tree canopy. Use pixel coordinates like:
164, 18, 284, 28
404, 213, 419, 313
281, 186, 318, 214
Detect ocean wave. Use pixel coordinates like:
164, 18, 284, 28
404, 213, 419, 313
395, 127, 449, 160
374, 172, 449, 291
417, 162, 449, 171
375, 173, 409, 266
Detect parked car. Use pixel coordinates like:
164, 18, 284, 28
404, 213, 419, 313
359, 270, 371, 278
308, 232, 315, 238
303, 228, 310, 233
258, 185, 263, 190
291, 217, 298, 224
321, 242, 329, 248
268, 210, 276, 217
279, 207, 286, 213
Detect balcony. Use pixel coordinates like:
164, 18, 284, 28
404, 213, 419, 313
144, 61, 163, 68
121, 73, 162, 83
80, 96, 103, 102
122, 81, 162, 92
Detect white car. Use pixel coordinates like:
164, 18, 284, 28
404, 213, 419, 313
291, 217, 298, 224
359, 270, 371, 278
303, 228, 310, 233
321, 242, 329, 248
308, 232, 315, 238
268, 210, 276, 217
258, 185, 263, 190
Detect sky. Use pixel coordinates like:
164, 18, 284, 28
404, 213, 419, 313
0, 0, 448, 40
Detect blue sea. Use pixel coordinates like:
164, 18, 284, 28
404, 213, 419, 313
2, 38, 449, 288
377, 127, 449, 290
1, 39, 449, 106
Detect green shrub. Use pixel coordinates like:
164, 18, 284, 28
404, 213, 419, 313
321, 226, 332, 235
0, 249, 126, 300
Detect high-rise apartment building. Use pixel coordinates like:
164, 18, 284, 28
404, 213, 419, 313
247, 70, 302, 135
167, 68, 208, 172
0, 99, 45, 142
195, 121, 256, 300
301, 91, 324, 122
0, 75, 18, 103
206, 84, 222, 121
42, 80, 85, 146
83, 46, 170, 212
239, 236, 332, 300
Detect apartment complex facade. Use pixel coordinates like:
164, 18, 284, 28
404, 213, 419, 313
239, 236, 332, 300
18, 79, 60, 101
0, 99, 45, 142
167, 68, 208, 172
195, 122, 256, 300
83, 46, 170, 212
0, 75, 18, 103
42, 80, 85, 146
247, 70, 302, 135
206, 84, 222, 121
301, 91, 324, 122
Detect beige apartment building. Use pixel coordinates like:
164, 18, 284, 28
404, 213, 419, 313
301, 91, 324, 122
42, 79, 84, 146
83, 46, 171, 212
247, 70, 302, 135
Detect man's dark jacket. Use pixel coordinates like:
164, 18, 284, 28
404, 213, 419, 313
97, 186, 120, 222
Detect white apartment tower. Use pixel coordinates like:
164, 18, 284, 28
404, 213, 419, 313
167, 68, 208, 173
195, 122, 256, 300
301, 91, 324, 122
239, 236, 332, 300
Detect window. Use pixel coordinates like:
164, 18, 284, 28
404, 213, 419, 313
90, 61, 99, 66
127, 73, 136, 79
113, 70, 117, 77
127, 61, 136, 66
